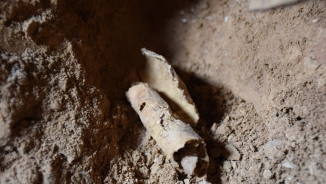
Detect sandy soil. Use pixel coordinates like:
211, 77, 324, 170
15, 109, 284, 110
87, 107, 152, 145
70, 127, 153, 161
0, 0, 325, 183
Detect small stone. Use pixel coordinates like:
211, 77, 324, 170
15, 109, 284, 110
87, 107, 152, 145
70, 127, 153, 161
224, 16, 228, 22
262, 139, 283, 159
139, 166, 149, 176
198, 180, 212, 184
184, 179, 190, 184
181, 156, 198, 176
231, 161, 237, 169
216, 124, 232, 136
282, 160, 296, 169
223, 161, 232, 172
210, 123, 218, 133
263, 169, 273, 179
150, 162, 161, 173
222, 144, 241, 161
153, 155, 164, 165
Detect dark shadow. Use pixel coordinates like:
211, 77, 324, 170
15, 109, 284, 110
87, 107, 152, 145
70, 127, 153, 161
53, 0, 199, 100
176, 69, 226, 127
176, 70, 234, 183
4, 0, 51, 24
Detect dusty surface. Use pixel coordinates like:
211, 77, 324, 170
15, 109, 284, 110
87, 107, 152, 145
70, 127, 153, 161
0, 0, 325, 183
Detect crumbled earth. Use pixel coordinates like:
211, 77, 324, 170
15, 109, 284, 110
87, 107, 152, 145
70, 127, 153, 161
0, 0, 325, 184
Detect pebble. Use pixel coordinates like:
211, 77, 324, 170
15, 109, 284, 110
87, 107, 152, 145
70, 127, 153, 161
224, 16, 228, 22
223, 161, 232, 172
222, 144, 241, 161
282, 160, 296, 169
184, 179, 190, 184
263, 169, 273, 179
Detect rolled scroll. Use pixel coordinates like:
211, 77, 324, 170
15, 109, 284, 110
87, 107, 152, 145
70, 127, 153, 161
126, 83, 209, 177
140, 48, 199, 127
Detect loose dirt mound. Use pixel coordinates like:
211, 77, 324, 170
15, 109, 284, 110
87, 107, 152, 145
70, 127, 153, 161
0, 0, 325, 183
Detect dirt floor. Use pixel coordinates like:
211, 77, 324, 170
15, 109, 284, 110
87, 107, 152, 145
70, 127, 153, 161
0, 0, 325, 183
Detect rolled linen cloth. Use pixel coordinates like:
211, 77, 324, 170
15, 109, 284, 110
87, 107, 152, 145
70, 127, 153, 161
126, 83, 209, 177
